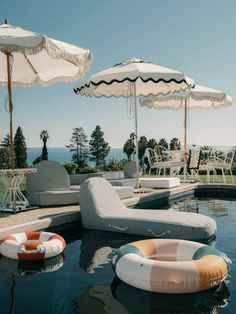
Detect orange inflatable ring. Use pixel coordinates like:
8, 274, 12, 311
0, 231, 66, 260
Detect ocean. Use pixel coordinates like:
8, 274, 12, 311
27, 147, 126, 166
27, 145, 231, 166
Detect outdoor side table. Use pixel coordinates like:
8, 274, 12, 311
0, 168, 37, 213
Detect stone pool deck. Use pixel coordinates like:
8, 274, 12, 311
1, 182, 235, 239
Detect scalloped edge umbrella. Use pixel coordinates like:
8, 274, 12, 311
74, 57, 194, 187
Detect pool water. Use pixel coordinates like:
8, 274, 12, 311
0, 197, 235, 314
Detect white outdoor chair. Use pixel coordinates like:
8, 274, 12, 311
168, 149, 185, 176
155, 145, 184, 176
198, 148, 217, 183
145, 147, 183, 176
206, 146, 236, 184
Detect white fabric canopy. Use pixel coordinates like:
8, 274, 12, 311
75, 57, 194, 187
74, 57, 194, 97
140, 84, 232, 152
0, 20, 93, 172
0, 21, 93, 87
140, 84, 232, 110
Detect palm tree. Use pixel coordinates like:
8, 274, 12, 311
40, 130, 49, 160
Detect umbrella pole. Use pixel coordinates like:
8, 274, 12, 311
184, 98, 188, 152
6, 52, 14, 172
183, 97, 188, 181
133, 83, 139, 189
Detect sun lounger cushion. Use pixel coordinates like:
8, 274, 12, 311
26, 160, 79, 206
108, 178, 136, 187
140, 177, 180, 189
79, 177, 216, 241
70, 184, 134, 200
27, 190, 79, 207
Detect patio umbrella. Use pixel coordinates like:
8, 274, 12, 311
140, 84, 232, 152
74, 57, 194, 187
0, 19, 93, 171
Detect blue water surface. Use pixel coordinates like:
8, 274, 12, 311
27, 147, 126, 166
0, 197, 235, 313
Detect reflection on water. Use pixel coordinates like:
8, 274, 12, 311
79, 229, 145, 273
78, 229, 231, 314
73, 285, 128, 314
170, 197, 231, 217
111, 277, 230, 314
0, 253, 65, 280
0, 253, 65, 314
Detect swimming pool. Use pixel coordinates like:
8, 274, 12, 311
0, 196, 235, 313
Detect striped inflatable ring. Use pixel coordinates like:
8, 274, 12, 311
0, 231, 66, 260
112, 239, 231, 294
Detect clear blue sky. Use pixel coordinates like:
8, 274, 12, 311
0, 0, 235, 148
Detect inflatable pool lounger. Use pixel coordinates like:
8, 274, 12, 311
79, 178, 216, 241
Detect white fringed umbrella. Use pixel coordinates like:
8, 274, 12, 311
74, 57, 194, 187
0, 19, 93, 170
140, 84, 232, 151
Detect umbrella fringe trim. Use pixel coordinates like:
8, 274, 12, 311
140, 103, 231, 110
0, 42, 93, 69
0, 70, 89, 88
140, 95, 232, 109
0, 43, 44, 55
74, 86, 192, 98
190, 94, 232, 105
45, 49, 93, 68
43, 37, 93, 66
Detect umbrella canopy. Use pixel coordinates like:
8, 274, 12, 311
0, 20, 93, 170
0, 21, 92, 87
74, 57, 194, 187
140, 84, 233, 151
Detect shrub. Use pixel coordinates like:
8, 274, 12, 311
63, 162, 78, 174
77, 166, 98, 174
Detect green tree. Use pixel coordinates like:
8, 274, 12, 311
123, 132, 135, 161
0, 135, 10, 169
14, 127, 27, 168
200, 145, 212, 151
66, 127, 89, 167
1, 134, 10, 148
138, 136, 148, 166
40, 130, 49, 160
158, 138, 169, 150
147, 138, 158, 149
33, 155, 42, 165
169, 137, 181, 150
89, 125, 110, 167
